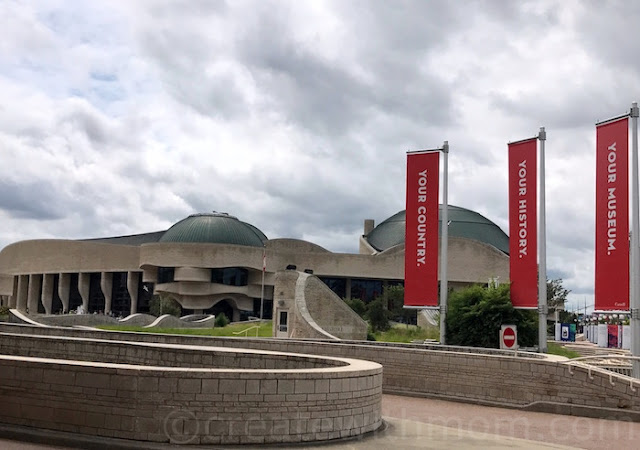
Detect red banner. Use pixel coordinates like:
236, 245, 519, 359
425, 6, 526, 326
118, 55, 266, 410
595, 118, 629, 311
404, 151, 439, 307
508, 138, 538, 308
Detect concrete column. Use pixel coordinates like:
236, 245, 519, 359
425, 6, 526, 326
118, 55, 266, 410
17, 275, 29, 311
127, 271, 139, 315
41, 274, 55, 315
78, 273, 90, 313
27, 274, 42, 314
345, 278, 352, 300
101, 272, 113, 314
10, 277, 18, 308
58, 273, 70, 313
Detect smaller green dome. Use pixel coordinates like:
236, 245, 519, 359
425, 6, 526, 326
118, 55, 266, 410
160, 213, 267, 247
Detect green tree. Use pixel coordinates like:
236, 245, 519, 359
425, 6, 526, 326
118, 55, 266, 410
547, 278, 570, 310
446, 284, 537, 348
366, 297, 390, 332
384, 285, 415, 325
344, 297, 366, 318
149, 294, 182, 317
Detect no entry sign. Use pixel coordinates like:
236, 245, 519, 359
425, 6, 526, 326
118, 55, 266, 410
500, 325, 518, 350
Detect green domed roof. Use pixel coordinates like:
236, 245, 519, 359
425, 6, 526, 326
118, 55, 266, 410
365, 205, 509, 254
159, 213, 267, 247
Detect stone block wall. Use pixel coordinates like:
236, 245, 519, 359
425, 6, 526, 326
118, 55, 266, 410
0, 332, 347, 370
2, 324, 639, 417
0, 330, 383, 445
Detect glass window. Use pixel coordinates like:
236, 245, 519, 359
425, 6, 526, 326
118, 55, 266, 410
319, 277, 346, 299
351, 279, 383, 303
110, 272, 131, 317
157, 267, 175, 284
211, 267, 248, 286
88, 273, 104, 313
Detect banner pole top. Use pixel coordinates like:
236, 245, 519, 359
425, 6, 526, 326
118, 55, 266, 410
538, 127, 546, 141
407, 148, 442, 155
595, 112, 630, 127
631, 102, 639, 118
508, 136, 537, 145
407, 142, 449, 155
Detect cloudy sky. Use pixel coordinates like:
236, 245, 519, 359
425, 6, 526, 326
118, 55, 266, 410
1, 0, 638, 313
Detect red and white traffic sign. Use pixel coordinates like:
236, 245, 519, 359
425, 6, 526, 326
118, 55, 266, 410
500, 325, 518, 350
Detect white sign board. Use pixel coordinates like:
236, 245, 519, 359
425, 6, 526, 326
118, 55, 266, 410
623, 325, 631, 350
597, 324, 608, 348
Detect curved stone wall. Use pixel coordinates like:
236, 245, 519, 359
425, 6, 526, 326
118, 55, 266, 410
3, 324, 637, 417
0, 331, 383, 445
4, 323, 639, 425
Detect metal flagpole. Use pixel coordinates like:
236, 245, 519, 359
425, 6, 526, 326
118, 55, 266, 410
439, 141, 449, 345
630, 102, 640, 377
538, 127, 548, 353
260, 247, 265, 320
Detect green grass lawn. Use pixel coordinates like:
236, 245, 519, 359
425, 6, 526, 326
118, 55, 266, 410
547, 342, 581, 359
373, 323, 439, 343
97, 321, 273, 337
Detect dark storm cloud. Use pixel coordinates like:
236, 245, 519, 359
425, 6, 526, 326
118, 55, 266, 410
0, 180, 64, 220
178, 167, 374, 241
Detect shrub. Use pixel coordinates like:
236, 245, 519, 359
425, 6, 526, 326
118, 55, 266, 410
214, 313, 229, 328
366, 297, 390, 332
149, 295, 182, 317
446, 283, 537, 348
344, 297, 366, 318
366, 329, 377, 341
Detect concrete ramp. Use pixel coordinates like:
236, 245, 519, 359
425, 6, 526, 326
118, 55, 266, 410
118, 313, 156, 327
8, 309, 47, 327
143, 314, 214, 328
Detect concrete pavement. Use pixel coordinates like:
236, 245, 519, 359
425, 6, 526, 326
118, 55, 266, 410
4, 394, 640, 449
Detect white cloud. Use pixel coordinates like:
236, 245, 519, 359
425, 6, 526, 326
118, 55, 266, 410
0, 0, 638, 311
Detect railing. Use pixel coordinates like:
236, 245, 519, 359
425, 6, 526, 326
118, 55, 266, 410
562, 355, 640, 391
232, 325, 260, 337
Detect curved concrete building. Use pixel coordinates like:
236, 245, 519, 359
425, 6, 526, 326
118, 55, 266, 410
0, 206, 509, 334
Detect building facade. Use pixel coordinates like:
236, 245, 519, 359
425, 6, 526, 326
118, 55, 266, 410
0, 206, 510, 323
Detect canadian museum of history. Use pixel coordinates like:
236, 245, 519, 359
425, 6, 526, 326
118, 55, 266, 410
0, 205, 509, 324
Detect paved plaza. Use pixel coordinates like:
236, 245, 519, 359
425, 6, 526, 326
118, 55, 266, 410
3, 394, 640, 449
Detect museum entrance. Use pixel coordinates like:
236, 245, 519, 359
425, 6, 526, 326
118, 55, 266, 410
204, 299, 235, 323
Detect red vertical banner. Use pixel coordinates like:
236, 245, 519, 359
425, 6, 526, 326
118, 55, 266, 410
508, 138, 538, 308
595, 118, 629, 311
404, 151, 440, 307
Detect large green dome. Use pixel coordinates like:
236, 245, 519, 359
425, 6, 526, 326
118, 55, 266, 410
159, 213, 267, 247
365, 205, 509, 254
